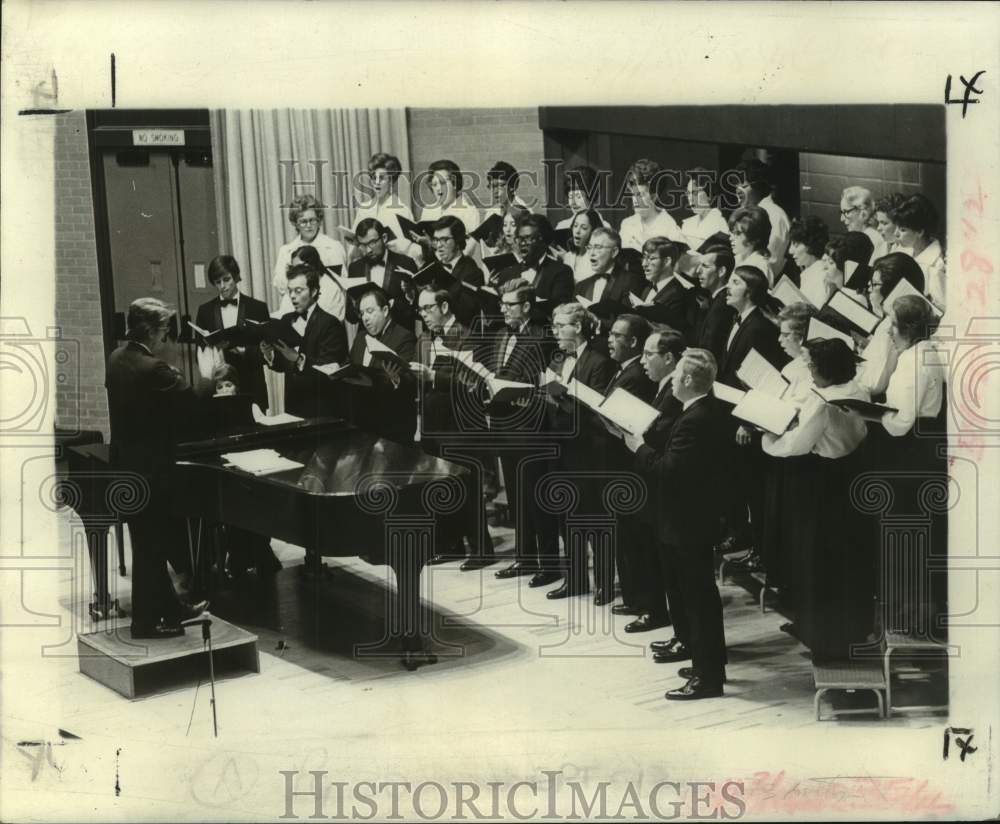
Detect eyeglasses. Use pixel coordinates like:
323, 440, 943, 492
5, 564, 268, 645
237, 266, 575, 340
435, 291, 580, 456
296, 218, 320, 227
641, 253, 663, 262
358, 237, 383, 249
840, 206, 859, 218
500, 300, 523, 309
417, 303, 441, 314
287, 286, 311, 296
515, 234, 540, 245
430, 236, 454, 245
867, 281, 884, 292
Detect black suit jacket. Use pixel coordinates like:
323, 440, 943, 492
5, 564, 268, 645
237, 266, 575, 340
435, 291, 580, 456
717, 306, 788, 389
695, 289, 735, 366
346, 251, 418, 329
636, 276, 699, 338
575, 265, 646, 306
496, 255, 575, 321
546, 343, 618, 445
479, 318, 555, 434
416, 319, 480, 436
602, 357, 656, 402
267, 305, 348, 418
441, 255, 485, 327
105, 341, 206, 480
635, 395, 729, 546
349, 319, 418, 443
195, 292, 271, 410
643, 379, 683, 452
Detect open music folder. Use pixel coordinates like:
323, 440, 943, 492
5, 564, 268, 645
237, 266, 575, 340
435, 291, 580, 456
736, 348, 790, 398
807, 317, 856, 350
713, 382, 799, 435
818, 288, 880, 336
812, 387, 898, 421
771, 275, 813, 308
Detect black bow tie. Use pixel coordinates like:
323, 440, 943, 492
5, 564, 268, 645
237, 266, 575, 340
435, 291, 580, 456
298, 310, 309, 320
220, 298, 237, 307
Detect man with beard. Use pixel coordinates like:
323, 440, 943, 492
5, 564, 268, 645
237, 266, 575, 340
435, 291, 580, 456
494, 213, 575, 322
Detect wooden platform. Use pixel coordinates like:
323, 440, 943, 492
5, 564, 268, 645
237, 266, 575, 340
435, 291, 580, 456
77, 617, 259, 699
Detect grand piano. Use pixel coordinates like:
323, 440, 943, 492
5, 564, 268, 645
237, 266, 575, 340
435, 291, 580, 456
171, 416, 472, 670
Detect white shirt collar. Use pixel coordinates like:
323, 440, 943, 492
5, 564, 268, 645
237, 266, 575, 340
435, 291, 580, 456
683, 392, 708, 411
658, 373, 672, 393
712, 284, 727, 298
738, 304, 756, 323
575, 341, 588, 358
619, 354, 641, 370
442, 315, 457, 334
134, 341, 153, 355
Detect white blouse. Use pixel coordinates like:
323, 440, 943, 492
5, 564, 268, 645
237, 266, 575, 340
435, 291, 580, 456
798, 259, 828, 309
272, 231, 347, 320
857, 315, 898, 397
913, 239, 946, 311
763, 380, 869, 459
681, 209, 729, 251
353, 196, 414, 243
735, 250, 776, 287
782, 356, 814, 406
759, 195, 791, 274
882, 339, 946, 437
563, 250, 596, 282
420, 195, 482, 236
619, 210, 685, 251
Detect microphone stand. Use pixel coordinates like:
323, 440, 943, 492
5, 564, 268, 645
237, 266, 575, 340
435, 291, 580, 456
182, 613, 217, 737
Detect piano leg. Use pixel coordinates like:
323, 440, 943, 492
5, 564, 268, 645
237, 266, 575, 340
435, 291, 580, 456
86, 525, 125, 620
389, 552, 437, 672
115, 523, 127, 576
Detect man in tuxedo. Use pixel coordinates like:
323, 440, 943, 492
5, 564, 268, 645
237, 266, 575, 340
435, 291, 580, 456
261, 264, 348, 419
575, 227, 646, 335
486, 278, 561, 585
494, 214, 574, 321
616, 329, 686, 631
598, 313, 656, 609
692, 244, 736, 365
546, 301, 618, 599
625, 349, 729, 700
429, 215, 484, 327
632, 238, 699, 338
106, 298, 210, 639
194, 255, 270, 411
349, 285, 418, 444
347, 218, 418, 330
717, 264, 789, 564
410, 286, 495, 571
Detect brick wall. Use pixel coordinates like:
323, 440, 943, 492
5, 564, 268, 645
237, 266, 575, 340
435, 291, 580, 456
54, 111, 109, 438
406, 108, 545, 214
799, 152, 947, 241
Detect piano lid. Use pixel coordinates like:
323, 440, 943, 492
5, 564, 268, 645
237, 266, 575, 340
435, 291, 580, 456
176, 418, 467, 496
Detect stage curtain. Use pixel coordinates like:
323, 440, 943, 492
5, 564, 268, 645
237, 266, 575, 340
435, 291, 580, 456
210, 108, 411, 411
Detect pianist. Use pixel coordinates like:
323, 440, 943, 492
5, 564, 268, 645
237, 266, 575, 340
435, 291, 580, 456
105, 297, 210, 639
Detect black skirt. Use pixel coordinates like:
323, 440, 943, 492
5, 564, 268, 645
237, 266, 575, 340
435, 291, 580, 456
760, 452, 820, 605
785, 446, 876, 662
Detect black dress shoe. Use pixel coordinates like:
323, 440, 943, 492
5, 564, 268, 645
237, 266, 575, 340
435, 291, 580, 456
546, 582, 590, 599
593, 588, 615, 606
650, 636, 686, 654
653, 646, 692, 663
495, 562, 538, 579
610, 603, 640, 616
178, 600, 210, 621
459, 556, 498, 571
624, 612, 670, 633
130, 622, 185, 640
678, 666, 728, 683
528, 571, 562, 588
665, 675, 723, 700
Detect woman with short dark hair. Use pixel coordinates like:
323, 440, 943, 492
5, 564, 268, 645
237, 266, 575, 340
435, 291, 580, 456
788, 217, 830, 308
891, 193, 946, 310
856, 252, 925, 397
